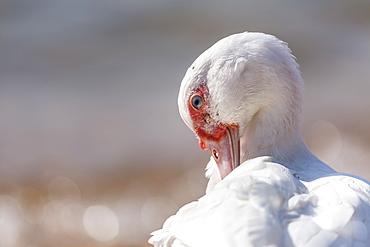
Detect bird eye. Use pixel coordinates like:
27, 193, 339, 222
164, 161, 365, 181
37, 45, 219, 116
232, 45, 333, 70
191, 95, 203, 110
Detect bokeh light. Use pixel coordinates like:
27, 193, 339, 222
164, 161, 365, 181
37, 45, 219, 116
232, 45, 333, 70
0, 196, 23, 247
83, 205, 119, 242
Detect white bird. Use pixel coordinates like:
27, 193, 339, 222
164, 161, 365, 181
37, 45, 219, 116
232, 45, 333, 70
149, 32, 370, 247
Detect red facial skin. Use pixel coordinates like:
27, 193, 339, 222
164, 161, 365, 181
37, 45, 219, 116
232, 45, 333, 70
187, 84, 225, 148
187, 84, 240, 179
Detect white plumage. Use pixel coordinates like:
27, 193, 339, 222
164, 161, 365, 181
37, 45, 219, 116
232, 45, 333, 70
149, 32, 370, 247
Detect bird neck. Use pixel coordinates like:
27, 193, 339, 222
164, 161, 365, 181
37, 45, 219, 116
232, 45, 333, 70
240, 107, 336, 181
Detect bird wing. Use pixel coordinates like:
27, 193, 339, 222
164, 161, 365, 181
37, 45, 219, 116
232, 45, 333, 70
149, 157, 370, 247
285, 174, 370, 247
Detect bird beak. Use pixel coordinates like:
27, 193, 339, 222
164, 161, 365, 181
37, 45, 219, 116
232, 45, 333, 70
202, 125, 240, 179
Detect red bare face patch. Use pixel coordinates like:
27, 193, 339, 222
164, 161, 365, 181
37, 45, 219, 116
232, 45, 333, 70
187, 84, 209, 128
187, 84, 227, 149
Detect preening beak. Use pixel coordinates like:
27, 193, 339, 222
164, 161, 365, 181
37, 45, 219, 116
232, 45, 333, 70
202, 126, 240, 179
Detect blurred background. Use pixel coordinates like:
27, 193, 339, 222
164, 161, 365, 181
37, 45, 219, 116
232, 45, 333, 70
1, 0, 370, 246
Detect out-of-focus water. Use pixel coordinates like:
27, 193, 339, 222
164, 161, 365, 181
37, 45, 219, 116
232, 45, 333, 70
1, 0, 370, 246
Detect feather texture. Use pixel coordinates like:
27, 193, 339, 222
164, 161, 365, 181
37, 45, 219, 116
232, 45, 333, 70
150, 157, 370, 246
150, 32, 370, 246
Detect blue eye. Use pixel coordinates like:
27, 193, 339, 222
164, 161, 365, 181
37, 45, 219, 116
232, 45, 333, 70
191, 95, 203, 110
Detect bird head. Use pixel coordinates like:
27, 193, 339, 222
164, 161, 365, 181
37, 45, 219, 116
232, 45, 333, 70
178, 32, 304, 179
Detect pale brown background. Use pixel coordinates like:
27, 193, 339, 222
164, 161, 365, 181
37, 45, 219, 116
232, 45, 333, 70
1, 0, 370, 246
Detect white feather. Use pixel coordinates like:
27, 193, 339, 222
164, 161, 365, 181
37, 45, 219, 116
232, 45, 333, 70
150, 158, 370, 246
150, 32, 370, 246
